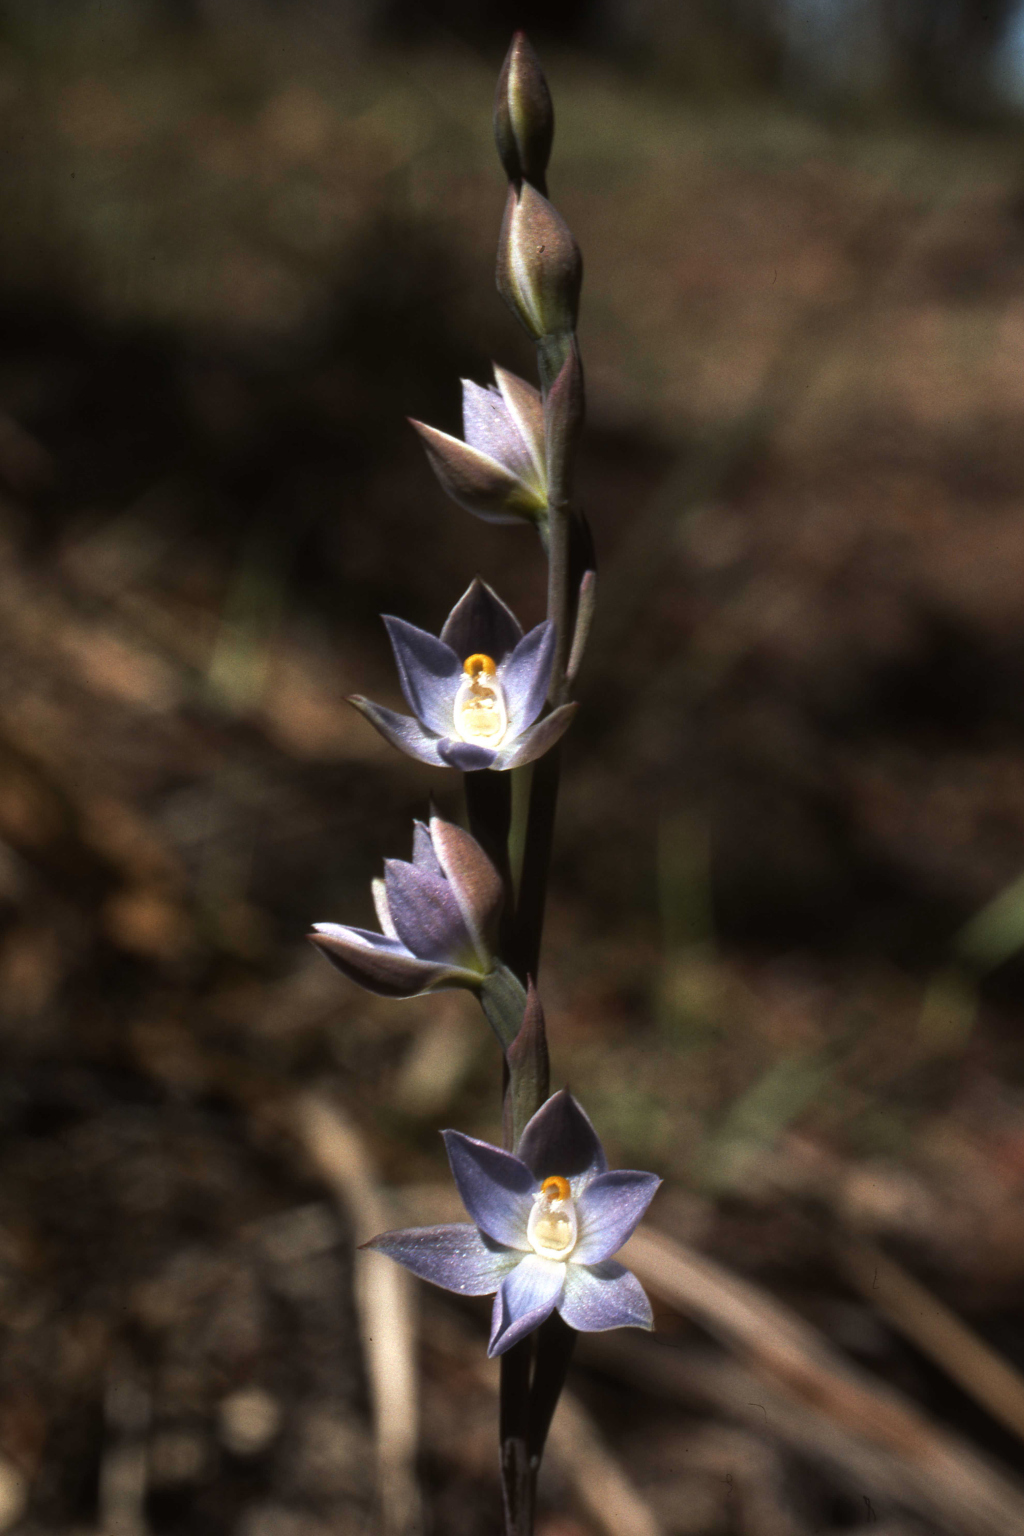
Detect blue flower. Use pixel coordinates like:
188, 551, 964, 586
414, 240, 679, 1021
310, 815, 502, 998
350, 578, 576, 772
366, 1090, 660, 1356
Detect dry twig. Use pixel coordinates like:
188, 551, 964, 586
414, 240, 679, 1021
839, 1238, 1024, 1448
293, 1093, 421, 1536
620, 1226, 1024, 1536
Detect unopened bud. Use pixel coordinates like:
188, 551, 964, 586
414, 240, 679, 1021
496, 182, 582, 342
494, 32, 554, 193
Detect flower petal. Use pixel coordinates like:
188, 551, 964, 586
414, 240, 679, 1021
440, 577, 523, 665
500, 621, 556, 734
364, 1224, 520, 1296
383, 861, 471, 963
571, 1171, 662, 1265
461, 379, 540, 490
309, 925, 475, 997
493, 365, 546, 490
348, 697, 444, 766
558, 1260, 653, 1334
437, 738, 498, 772
517, 1090, 607, 1188
497, 702, 578, 769
489, 1253, 566, 1356
411, 420, 542, 522
429, 817, 503, 964
442, 1130, 534, 1249
411, 819, 444, 877
382, 617, 460, 737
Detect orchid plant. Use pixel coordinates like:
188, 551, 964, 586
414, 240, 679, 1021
311, 35, 658, 1535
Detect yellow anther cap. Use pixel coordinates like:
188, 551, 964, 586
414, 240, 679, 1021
463, 653, 497, 677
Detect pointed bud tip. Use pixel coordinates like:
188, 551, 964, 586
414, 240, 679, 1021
495, 31, 553, 191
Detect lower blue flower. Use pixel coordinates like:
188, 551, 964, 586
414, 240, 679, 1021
364, 1089, 660, 1356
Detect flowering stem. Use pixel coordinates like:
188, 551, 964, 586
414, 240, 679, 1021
528, 1312, 576, 1466
546, 503, 572, 707
499, 1339, 535, 1536
508, 745, 561, 984
508, 763, 534, 908
494, 39, 591, 1536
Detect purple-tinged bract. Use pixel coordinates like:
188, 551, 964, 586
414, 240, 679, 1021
365, 1090, 660, 1356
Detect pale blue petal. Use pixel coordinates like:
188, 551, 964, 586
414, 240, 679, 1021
572, 1172, 662, 1265
382, 617, 460, 736
364, 1224, 520, 1296
489, 1253, 566, 1356
497, 703, 577, 769
461, 379, 536, 486
440, 578, 523, 665
383, 861, 470, 962
517, 1090, 607, 1189
348, 697, 444, 767
500, 621, 555, 734
559, 1261, 653, 1334
442, 1130, 534, 1249
411, 820, 444, 877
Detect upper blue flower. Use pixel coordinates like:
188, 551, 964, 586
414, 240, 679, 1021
350, 578, 576, 772
366, 1090, 660, 1357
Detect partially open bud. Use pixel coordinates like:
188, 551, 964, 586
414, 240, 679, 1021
496, 183, 582, 342
410, 365, 548, 527
494, 32, 554, 193
411, 420, 545, 524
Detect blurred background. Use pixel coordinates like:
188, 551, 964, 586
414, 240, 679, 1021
5, 1, 1024, 1533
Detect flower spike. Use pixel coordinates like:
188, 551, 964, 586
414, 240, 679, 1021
365, 1091, 661, 1356
350, 577, 576, 772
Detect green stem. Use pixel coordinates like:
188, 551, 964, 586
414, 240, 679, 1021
479, 962, 529, 1051
508, 763, 534, 909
